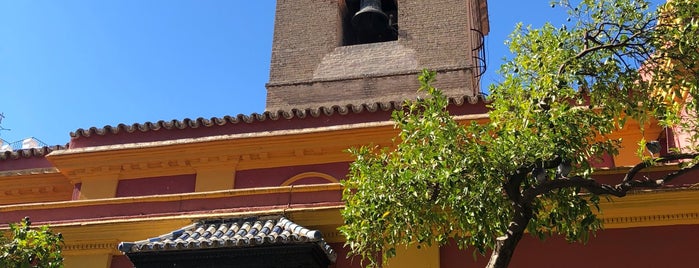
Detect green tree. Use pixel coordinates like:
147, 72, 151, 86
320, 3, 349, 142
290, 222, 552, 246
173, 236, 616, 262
340, 0, 699, 267
1, 217, 64, 268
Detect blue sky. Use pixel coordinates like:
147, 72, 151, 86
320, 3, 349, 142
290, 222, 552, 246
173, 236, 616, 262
0, 1, 659, 146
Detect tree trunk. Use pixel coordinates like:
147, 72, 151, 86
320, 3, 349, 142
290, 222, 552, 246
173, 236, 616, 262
485, 227, 525, 268
485, 205, 532, 268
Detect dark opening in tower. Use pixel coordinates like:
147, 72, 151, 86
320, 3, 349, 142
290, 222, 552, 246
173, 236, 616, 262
343, 0, 398, 46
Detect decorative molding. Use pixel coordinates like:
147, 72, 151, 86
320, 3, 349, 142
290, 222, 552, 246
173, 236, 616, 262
39, 206, 346, 257
0, 167, 61, 177
54, 121, 398, 156
320, 230, 345, 243
598, 188, 699, 228
65, 154, 243, 184
63, 240, 120, 255
603, 212, 699, 226
47, 116, 492, 183
47, 121, 435, 185
281, 172, 340, 186
0, 183, 343, 212
0, 186, 55, 196
240, 152, 269, 161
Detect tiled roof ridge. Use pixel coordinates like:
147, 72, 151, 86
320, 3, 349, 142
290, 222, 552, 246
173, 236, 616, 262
71, 94, 488, 139
117, 216, 337, 263
0, 145, 68, 161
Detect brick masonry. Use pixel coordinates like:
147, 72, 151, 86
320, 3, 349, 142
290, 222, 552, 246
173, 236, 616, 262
266, 0, 489, 111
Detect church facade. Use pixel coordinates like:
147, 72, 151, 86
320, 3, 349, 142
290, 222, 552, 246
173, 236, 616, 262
2, 1, 698, 267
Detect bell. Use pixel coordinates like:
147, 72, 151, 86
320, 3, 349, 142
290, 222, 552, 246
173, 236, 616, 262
352, 0, 389, 38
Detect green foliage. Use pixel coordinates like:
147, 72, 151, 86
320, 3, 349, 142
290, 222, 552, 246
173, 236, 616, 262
341, 0, 699, 267
650, 0, 699, 150
341, 70, 512, 266
1, 217, 64, 268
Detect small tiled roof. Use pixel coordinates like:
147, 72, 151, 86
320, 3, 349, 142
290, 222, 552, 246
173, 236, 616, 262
0, 145, 68, 161
118, 216, 337, 263
71, 95, 487, 138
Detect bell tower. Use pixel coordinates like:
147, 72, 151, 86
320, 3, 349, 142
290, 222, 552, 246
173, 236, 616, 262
265, 0, 489, 111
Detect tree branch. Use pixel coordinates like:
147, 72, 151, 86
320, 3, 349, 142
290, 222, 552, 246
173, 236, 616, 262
505, 157, 563, 203
557, 20, 655, 76
622, 153, 699, 183
522, 153, 699, 204
523, 176, 625, 204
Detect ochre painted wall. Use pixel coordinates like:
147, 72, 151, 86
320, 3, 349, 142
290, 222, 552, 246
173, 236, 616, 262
63, 254, 111, 268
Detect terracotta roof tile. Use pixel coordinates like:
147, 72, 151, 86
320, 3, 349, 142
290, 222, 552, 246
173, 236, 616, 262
0, 145, 68, 161
71, 95, 487, 139
117, 216, 337, 263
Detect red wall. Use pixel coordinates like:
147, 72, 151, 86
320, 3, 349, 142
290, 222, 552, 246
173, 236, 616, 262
235, 162, 350, 188
115, 174, 196, 197
110, 255, 133, 268
109, 224, 698, 267
0, 157, 53, 171
440, 224, 699, 268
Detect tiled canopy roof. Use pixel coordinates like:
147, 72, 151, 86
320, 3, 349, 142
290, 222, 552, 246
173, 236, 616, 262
0, 145, 67, 161
71, 95, 487, 138
118, 216, 337, 263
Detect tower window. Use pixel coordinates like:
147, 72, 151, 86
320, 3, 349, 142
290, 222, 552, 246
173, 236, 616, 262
343, 0, 398, 46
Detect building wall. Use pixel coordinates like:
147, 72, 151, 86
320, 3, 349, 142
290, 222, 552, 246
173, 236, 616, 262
4, 1, 699, 267
440, 224, 699, 268
115, 174, 196, 197
266, 0, 486, 111
104, 223, 699, 267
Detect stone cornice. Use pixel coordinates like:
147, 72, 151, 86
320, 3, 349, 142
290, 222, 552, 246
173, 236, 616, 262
266, 65, 476, 87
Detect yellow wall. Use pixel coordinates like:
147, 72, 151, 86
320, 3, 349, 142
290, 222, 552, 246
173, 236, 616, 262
64, 254, 111, 268
387, 245, 440, 268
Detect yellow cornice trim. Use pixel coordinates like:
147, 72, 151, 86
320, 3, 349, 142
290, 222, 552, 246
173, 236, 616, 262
46, 115, 489, 159
45, 114, 490, 182
36, 206, 348, 251
49, 121, 402, 156
592, 163, 681, 175
281, 172, 340, 186
0, 167, 61, 177
45, 205, 345, 229
603, 212, 699, 227
0, 169, 73, 205
0, 183, 342, 212
598, 188, 699, 228
62, 240, 121, 256
46, 123, 397, 182
6, 189, 697, 251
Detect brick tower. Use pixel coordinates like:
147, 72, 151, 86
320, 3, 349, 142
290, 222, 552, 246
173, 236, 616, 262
265, 0, 489, 111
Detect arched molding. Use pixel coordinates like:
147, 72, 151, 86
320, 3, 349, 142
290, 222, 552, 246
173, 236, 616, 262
281, 172, 339, 186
